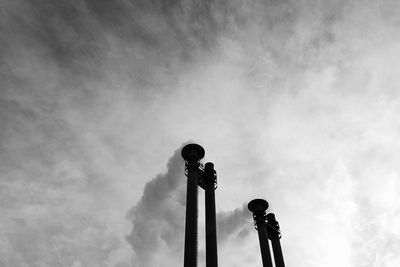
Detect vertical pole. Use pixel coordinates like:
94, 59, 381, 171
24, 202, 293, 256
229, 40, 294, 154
182, 144, 205, 267
248, 199, 273, 267
184, 161, 199, 267
204, 163, 218, 267
267, 213, 285, 267
256, 218, 274, 267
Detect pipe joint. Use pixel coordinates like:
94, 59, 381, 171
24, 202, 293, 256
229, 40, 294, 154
198, 162, 218, 190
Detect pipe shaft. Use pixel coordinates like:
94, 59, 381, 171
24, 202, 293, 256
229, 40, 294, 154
184, 165, 199, 267
205, 183, 218, 267
257, 222, 273, 267
270, 237, 285, 267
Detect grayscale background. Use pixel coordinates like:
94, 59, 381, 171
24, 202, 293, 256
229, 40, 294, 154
1, 0, 400, 266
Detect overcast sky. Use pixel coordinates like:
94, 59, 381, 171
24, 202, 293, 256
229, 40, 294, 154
1, 0, 400, 266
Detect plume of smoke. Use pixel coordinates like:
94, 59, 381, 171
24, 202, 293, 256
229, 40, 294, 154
127, 145, 252, 266
126, 145, 186, 266
217, 204, 250, 242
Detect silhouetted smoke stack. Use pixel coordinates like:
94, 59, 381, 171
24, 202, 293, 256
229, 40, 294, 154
266, 213, 285, 267
181, 144, 205, 267
248, 199, 273, 267
199, 162, 218, 267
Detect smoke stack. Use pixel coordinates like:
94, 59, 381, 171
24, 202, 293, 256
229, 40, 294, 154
248, 199, 273, 267
199, 162, 218, 267
266, 213, 285, 267
181, 144, 205, 267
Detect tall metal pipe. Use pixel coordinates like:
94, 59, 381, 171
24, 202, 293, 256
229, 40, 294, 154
202, 162, 218, 267
266, 213, 285, 267
248, 199, 273, 267
181, 144, 205, 267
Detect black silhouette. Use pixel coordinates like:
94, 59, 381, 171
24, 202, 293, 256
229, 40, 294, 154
248, 199, 285, 267
181, 144, 219, 267
181, 144, 284, 267
181, 144, 205, 267
199, 162, 218, 267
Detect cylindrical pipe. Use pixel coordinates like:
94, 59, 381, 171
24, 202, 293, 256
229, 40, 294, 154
270, 237, 284, 267
257, 221, 273, 267
204, 163, 218, 267
184, 163, 199, 267
267, 213, 285, 267
248, 199, 273, 267
182, 144, 205, 267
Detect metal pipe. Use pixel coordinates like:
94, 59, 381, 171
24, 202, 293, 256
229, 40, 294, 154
203, 162, 218, 267
267, 213, 285, 267
248, 199, 273, 267
182, 144, 205, 267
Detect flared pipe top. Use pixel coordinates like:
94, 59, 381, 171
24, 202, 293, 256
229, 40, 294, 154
181, 143, 205, 161
248, 199, 269, 214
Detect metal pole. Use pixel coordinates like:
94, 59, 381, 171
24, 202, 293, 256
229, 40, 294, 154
203, 163, 218, 267
267, 213, 285, 267
248, 199, 273, 267
182, 144, 205, 267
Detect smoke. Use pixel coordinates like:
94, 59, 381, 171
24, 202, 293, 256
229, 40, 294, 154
217, 204, 250, 242
126, 145, 186, 266
127, 145, 252, 266
2, 0, 400, 266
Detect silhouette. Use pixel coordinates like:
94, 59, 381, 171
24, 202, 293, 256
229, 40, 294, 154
266, 213, 285, 267
181, 144, 219, 267
248, 199, 285, 267
181, 144, 204, 267
199, 162, 218, 267
181, 144, 284, 267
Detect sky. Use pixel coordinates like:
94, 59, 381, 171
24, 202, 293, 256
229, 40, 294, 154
1, 0, 400, 266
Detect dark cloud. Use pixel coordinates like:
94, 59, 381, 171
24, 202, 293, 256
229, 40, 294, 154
1, 0, 358, 112
1, 0, 335, 80
1, 0, 221, 76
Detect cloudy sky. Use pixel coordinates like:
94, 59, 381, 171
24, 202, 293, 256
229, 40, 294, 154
1, 0, 400, 266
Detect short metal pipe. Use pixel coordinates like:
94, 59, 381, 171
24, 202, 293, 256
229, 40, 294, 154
270, 237, 284, 267
256, 220, 274, 267
267, 213, 285, 267
205, 182, 218, 267
184, 163, 199, 267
